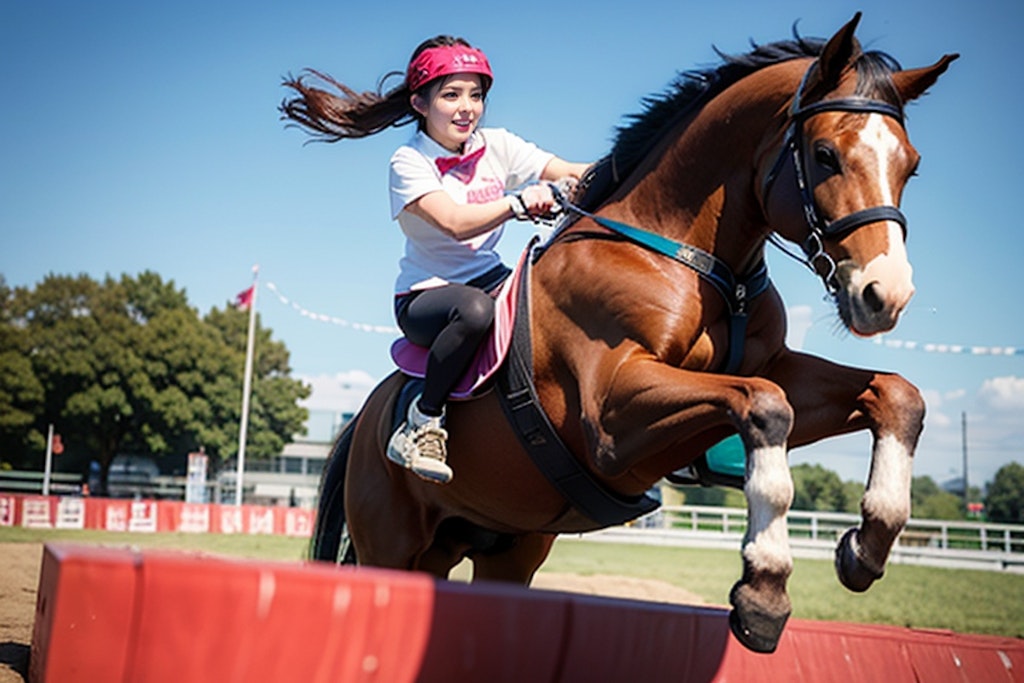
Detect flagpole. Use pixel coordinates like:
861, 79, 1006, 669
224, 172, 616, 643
235, 265, 259, 506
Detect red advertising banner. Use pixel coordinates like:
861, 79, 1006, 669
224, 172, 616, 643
0, 494, 314, 537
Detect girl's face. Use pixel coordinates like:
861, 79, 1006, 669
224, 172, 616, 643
412, 74, 485, 153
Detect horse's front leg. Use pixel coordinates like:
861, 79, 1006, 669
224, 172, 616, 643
599, 358, 795, 653
767, 350, 925, 592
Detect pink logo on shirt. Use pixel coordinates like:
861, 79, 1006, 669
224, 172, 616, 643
467, 177, 504, 204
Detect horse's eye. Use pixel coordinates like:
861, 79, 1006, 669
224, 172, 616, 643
813, 143, 841, 174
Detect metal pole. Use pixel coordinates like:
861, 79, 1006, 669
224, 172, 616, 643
961, 411, 969, 511
43, 423, 54, 496
235, 266, 259, 506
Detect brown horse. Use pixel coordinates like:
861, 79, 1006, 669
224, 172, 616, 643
313, 14, 957, 653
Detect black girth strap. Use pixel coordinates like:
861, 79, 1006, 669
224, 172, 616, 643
496, 252, 660, 528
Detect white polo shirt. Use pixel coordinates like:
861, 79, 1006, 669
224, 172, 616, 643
389, 128, 553, 294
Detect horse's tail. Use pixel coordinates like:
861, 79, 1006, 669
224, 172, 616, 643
308, 411, 359, 564
309, 371, 409, 564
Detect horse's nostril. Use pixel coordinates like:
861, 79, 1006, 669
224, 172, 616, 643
863, 282, 885, 314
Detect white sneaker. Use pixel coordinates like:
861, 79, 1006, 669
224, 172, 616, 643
386, 402, 452, 484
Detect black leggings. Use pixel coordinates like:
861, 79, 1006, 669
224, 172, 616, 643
396, 284, 495, 417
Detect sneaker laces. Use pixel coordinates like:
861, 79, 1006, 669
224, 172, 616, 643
412, 422, 448, 462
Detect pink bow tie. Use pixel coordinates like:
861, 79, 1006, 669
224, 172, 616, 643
435, 146, 486, 183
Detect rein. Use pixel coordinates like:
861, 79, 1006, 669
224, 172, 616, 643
762, 65, 908, 294
551, 186, 769, 375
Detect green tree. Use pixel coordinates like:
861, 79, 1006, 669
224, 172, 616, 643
203, 305, 310, 460
841, 479, 866, 514
679, 485, 727, 506
121, 270, 190, 321
790, 463, 848, 511
0, 277, 46, 460
985, 462, 1024, 524
671, 462, 860, 512
0, 272, 310, 492
9, 273, 139, 478
911, 475, 963, 520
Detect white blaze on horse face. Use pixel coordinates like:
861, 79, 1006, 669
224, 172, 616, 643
842, 115, 915, 332
859, 114, 901, 207
742, 445, 794, 576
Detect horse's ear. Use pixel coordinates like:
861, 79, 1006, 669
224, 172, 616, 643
892, 54, 960, 103
804, 13, 864, 97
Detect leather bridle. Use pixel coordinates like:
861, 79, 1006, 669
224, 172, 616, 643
762, 64, 908, 294
548, 59, 911, 372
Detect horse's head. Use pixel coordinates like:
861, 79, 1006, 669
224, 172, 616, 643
762, 14, 957, 336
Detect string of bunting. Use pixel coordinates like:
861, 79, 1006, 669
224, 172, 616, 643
872, 337, 1020, 356
263, 281, 1020, 355
264, 282, 400, 335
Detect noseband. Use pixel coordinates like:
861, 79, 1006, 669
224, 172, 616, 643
763, 65, 908, 294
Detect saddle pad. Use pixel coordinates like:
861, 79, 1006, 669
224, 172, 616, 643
705, 435, 747, 479
390, 242, 533, 399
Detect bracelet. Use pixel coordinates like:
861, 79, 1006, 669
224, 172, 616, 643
508, 193, 529, 220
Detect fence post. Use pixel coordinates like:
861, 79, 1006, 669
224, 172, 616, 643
42, 424, 54, 496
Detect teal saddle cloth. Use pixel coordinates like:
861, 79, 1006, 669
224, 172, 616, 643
667, 435, 747, 490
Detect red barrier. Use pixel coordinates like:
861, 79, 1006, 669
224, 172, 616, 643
0, 493, 313, 537
30, 543, 1024, 682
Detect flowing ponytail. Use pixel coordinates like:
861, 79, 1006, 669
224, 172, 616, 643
279, 35, 488, 143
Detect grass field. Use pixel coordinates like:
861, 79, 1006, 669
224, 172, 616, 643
3, 527, 1021, 638
543, 539, 1024, 638
0, 526, 310, 561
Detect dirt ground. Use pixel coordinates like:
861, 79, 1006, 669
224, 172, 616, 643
0, 543, 700, 682
0, 544, 41, 683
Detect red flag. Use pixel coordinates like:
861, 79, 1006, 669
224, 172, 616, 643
235, 285, 254, 310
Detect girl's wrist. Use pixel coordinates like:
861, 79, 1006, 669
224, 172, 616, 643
508, 194, 529, 220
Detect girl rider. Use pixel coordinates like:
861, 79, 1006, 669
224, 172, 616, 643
281, 36, 589, 484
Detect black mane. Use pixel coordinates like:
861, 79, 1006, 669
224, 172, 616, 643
611, 37, 823, 175
607, 31, 904, 188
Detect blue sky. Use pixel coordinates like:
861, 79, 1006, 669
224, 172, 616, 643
2, 1, 1021, 490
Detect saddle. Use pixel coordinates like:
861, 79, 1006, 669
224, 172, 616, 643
390, 245, 525, 399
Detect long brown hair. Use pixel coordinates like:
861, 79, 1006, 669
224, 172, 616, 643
279, 35, 490, 143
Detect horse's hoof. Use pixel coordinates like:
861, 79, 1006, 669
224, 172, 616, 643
728, 582, 791, 654
835, 527, 884, 593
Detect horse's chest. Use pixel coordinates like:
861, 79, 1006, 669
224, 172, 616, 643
676, 303, 781, 374
680, 330, 720, 371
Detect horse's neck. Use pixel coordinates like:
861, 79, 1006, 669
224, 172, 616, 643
614, 63, 803, 274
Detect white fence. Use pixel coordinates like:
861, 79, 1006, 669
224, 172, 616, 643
579, 505, 1024, 573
